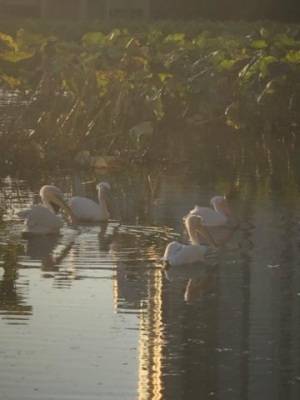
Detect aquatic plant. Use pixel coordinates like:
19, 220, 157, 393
0, 20, 299, 167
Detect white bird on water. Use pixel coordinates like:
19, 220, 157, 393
161, 214, 218, 269
186, 196, 235, 227
16, 185, 77, 235
69, 181, 113, 222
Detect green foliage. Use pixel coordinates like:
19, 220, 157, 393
0, 20, 299, 166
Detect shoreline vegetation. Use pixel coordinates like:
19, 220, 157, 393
0, 19, 300, 171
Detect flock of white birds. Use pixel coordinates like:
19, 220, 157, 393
16, 183, 236, 269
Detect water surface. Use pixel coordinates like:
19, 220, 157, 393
1, 166, 300, 400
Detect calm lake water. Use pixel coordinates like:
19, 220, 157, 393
1, 161, 300, 400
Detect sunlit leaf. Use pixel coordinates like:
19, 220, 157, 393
0, 73, 21, 87
82, 32, 106, 47
95, 71, 108, 87
193, 31, 213, 49
276, 34, 299, 48
0, 32, 18, 52
157, 73, 173, 82
95, 70, 125, 87
250, 40, 267, 49
284, 51, 300, 64
209, 51, 226, 66
147, 30, 162, 43
220, 59, 236, 70
259, 55, 278, 75
164, 33, 185, 43
0, 51, 33, 62
16, 29, 54, 48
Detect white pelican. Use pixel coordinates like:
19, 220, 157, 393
69, 181, 113, 222
161, 214, 218, 269
187, 196, 235, 227
16, 185, 77, 235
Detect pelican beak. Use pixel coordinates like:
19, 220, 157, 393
222, 201, 236, 220
104, 188, 113, 214
196, 225, 218, 248
51, 193, 78, 225
97, 185, 113, 215
162, 260, 171, 270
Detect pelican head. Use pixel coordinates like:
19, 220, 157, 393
210, 196, 234, 218
185, 214, 218, 247
161, 242, 183, 270
96, 181, 113, 216
163, 260, 171, 270
96, 182, 111, 192
40, 185, 77, 223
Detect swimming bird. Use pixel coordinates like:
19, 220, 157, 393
69, 181, 113, 222
186, 196, 235, 227
16, 185, 77, 235
161, 214, 218, 269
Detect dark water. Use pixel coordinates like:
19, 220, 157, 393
1, 163, 300, 400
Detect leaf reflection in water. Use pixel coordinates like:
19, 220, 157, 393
0, 241, 32, 322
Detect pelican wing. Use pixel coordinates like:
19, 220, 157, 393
162, 241, 182, 261
163, 241, 206, 267
16, 207, 33, 219
189, 206, 227, 227
21, 205, 63, 234
69, 196, 107, 221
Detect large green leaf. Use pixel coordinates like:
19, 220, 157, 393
82, 32, 106, 47
0, 32, 18, 52
0, 71, 21, 87
219, 59, 236, 70
164, 33, 185, 44
0, 51, 33, 62
259, 55, 278, 76
284, 51, 300, 64
250, 40, 267, 49
16, 29, 54, 49
276, 34, 300, 48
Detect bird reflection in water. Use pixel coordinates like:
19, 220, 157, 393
184, 269, 216, 303
25, 234, 77, 278
98, 221, 120, 252
164, 263, 218, 303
